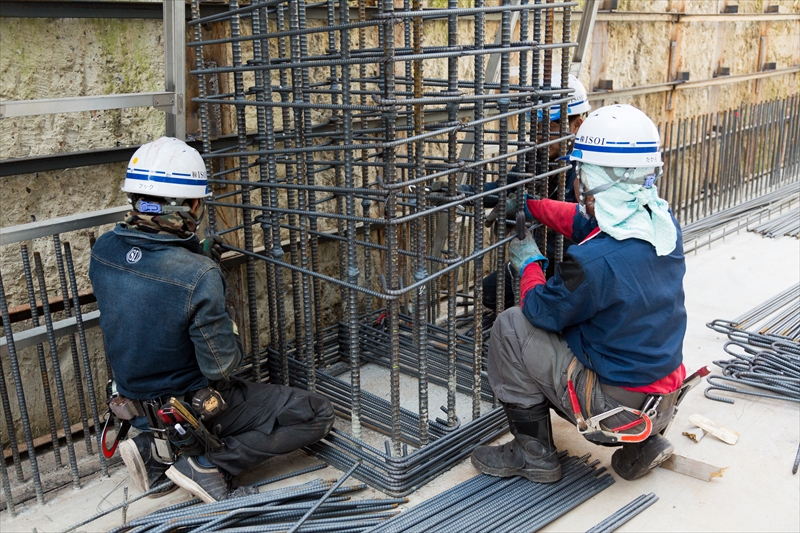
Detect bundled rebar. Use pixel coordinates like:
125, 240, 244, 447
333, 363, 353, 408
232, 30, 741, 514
726, 283, 800, 339
681, 181, 799, 253
748, 207, 800, 238
104, 477, 401, 533
365, 452, 613, 533
706, 313, 800, 404
585, 492, 659, 533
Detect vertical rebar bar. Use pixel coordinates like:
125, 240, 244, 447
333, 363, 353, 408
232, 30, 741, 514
250, 7, 280, 379
555, 0, 570, 265
445, 0, 459, 428
63, 242, 108, 477
229, 0, 262, 382
382, 0, 402, 456
52, 234, 93, 454
472, 0, 487, 421
32, 251, 80, 488
20, 244, 63, 468
0, 418, 15, 515
0, 267, 45, 503
410, 0, 429, 445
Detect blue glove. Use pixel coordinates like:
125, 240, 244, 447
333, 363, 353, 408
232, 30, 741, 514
485, 193, 537, 227
508, 231, 548, 275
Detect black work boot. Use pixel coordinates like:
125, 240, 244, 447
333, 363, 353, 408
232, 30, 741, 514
118, 433, 177, 497
471, 403, 562, 483
611, 434, 674, 481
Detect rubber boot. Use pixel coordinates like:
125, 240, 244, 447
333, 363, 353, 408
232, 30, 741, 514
611, 434, 674, 481
471, 403, 562, 483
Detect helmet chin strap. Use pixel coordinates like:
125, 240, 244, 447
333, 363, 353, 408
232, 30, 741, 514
131, 196, 191, 215
577, 163, 662, 197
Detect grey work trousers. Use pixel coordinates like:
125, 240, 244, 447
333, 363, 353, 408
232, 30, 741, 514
487, 307, 673, 435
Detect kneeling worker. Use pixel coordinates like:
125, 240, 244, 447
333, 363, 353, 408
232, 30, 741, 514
90, 137, 335, 502
471, 104, 686, 482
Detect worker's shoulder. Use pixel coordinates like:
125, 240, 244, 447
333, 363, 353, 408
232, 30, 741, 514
91, 225, 218, 283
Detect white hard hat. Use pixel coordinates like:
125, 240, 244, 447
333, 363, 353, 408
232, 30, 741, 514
122, 137, 210, 199
569, 104, 663, 168
540, 72, 591, 121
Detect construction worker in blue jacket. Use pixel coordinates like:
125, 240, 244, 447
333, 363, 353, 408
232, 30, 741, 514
471, 104, 687, 483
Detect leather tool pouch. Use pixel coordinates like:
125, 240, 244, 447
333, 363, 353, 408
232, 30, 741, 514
109, 396, 145, 420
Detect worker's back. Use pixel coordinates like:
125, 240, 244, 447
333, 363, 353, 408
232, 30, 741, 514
89, 224, 216, 399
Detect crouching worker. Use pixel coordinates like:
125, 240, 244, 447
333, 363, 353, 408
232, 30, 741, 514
471, 105, 686, 483
90, 137, 334, 502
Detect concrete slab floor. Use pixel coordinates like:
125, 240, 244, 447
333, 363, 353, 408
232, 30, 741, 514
2, 228, 798, 533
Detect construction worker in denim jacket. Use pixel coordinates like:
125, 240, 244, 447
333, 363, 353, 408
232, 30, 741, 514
90, 137, 334, 503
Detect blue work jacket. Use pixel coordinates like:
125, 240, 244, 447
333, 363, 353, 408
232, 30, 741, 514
521, 210, 687, 388
89, 225, 242, 399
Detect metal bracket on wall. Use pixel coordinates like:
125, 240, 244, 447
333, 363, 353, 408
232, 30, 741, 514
153, 93, 183, 114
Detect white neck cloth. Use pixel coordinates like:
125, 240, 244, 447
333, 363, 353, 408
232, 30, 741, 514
580, 163, 677, 256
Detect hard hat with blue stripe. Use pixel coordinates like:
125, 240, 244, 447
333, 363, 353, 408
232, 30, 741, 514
569, 104, 663, 168
536, 72, 592, 121
122, 137, 211, 199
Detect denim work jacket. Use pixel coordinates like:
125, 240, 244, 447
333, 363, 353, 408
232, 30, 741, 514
89, 225, 243, 399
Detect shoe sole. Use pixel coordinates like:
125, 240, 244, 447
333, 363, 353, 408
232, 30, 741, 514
470, 456, 563, 484
647, 446, 674, 470
165, 466, 218, 504
118, 440, 147, 494
613, 442, 675, 481
147, 483, 179, 499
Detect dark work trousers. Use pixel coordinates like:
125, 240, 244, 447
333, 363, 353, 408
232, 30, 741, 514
482, 262, 518, 312
205, 378, 335, 476
487, 307, 675, 437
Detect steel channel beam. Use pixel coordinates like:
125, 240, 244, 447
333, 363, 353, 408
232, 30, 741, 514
0, 93, 177, 119
0, 1, 229, 19
0, 206, 128, 245
588, 67, 800, 101
0, 311, 101, 356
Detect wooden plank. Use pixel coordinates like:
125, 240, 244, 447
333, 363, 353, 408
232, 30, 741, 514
688, 414, 740, 445
660, 453, 727, 481
3, 419, 96, 461
682, 425, 706, 443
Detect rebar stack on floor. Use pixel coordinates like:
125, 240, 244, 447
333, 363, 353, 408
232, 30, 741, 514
681, 181, 799, 253
97, 469, 399, 533
584, 493, 659, 533
364, 452, 613, 533
705, 284, 800, 404
748, 207, 800, 239
188, 0, 576, 495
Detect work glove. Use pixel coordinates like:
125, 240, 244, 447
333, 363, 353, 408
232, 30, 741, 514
508, 231, 548, 276
485, 193, 536, 228
200, 234, 225, 262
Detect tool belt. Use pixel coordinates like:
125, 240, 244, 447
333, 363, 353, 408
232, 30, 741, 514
103, 382, 225, 460
566, 358, 679, 445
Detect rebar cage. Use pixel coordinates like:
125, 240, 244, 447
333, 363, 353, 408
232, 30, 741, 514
189, 0, 575, 494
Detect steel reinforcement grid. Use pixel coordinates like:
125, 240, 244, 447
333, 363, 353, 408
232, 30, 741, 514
188, 0, 577, 495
